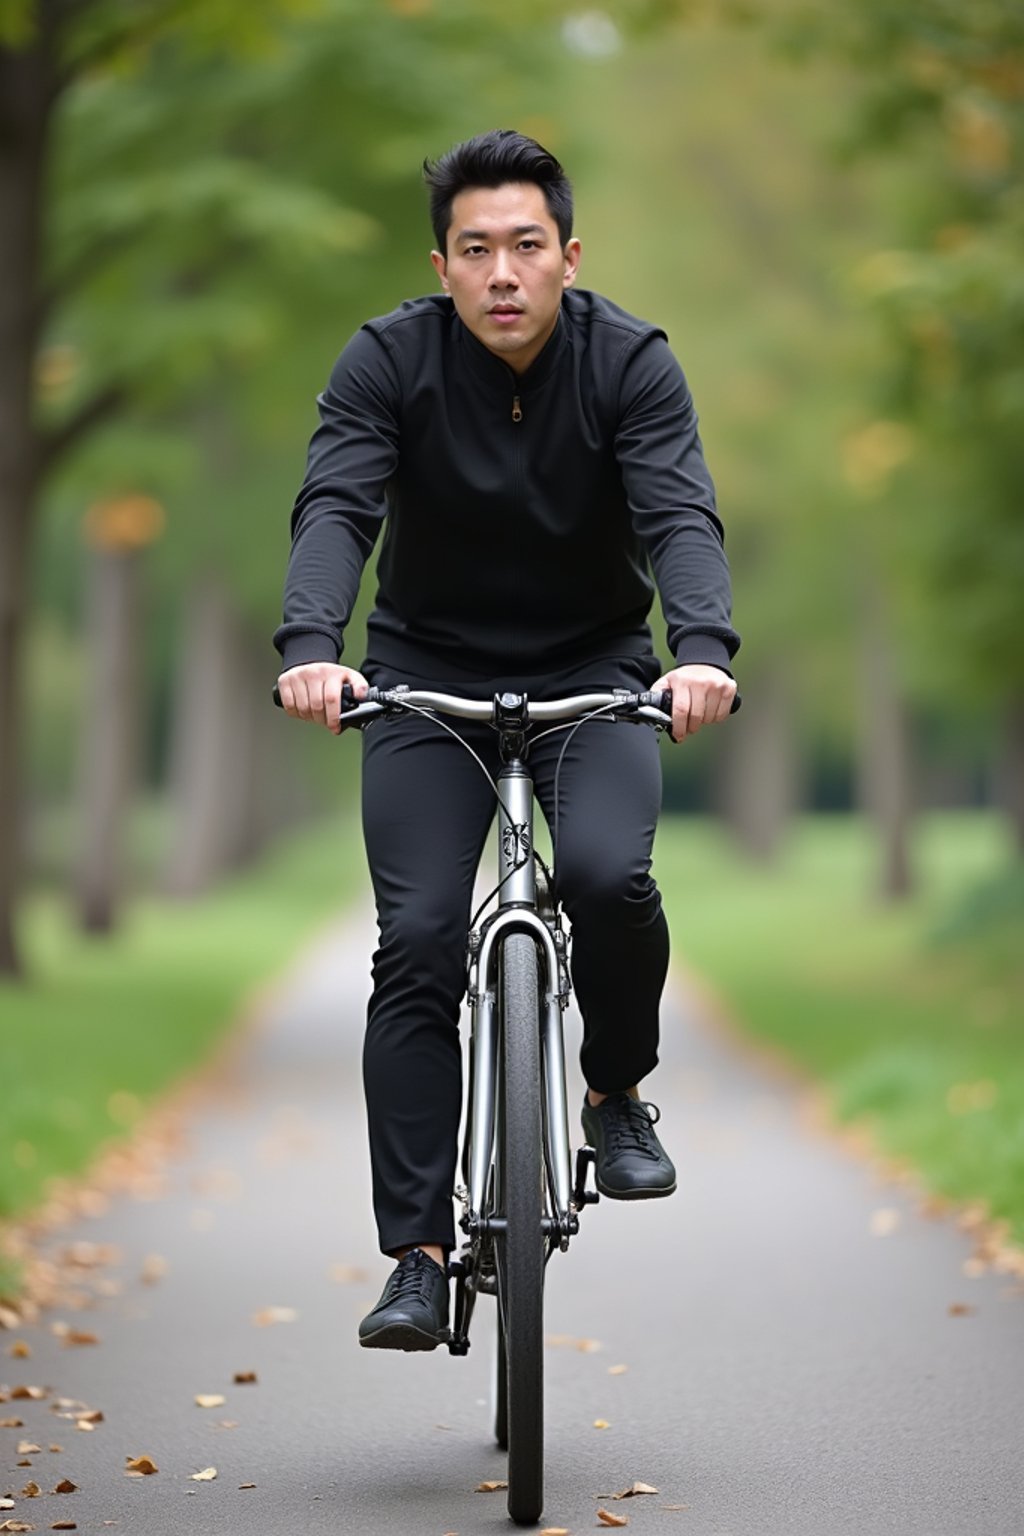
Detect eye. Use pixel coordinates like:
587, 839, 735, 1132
463, 244, 486, 256
518, 240, 539, 251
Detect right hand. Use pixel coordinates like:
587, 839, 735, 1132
276, 662, 369, 735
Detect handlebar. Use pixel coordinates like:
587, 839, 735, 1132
271, 681, 741, 730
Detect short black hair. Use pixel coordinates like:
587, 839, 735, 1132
423, 129, 574, 254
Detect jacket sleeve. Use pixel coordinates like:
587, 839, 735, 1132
273, 326, 400, 671
614, 333, 740, 672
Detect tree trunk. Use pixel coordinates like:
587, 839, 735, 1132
0, 32, 55, 976
163, 575, 249, 895
716, 661, 799, 862
854, 592, 915, 900
74, 547, 142, 932
995, 691, 1024, 857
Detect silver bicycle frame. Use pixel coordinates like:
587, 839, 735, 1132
465, 763, 574, 1237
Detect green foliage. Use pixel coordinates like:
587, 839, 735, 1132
655, 811, 1024, 1239
0, 807, 363, 1222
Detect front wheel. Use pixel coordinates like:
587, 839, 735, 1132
495, 932, 545, 1524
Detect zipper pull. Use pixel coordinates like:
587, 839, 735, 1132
511, 394, 523, 423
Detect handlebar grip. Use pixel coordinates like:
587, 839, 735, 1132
639, 687, 742, 715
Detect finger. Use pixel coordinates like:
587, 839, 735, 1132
712, 683, 736, 723
323, 674, 344, 734
673, 684, 692, 741
289, 676, 312, 721
686, 686, 708, 735
309, 679, 330, 729
345, 667, 370, 701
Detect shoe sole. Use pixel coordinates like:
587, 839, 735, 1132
594, 1178, 677, 1201
359, 1322, 448, 1352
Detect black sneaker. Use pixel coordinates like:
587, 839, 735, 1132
581, 1092, 677, 1199
358, 1248, 450, 1351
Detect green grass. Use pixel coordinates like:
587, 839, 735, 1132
655, 812, 1024, 1243
0, 812, 365, 1264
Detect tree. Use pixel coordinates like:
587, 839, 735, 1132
0, 0, 579, 972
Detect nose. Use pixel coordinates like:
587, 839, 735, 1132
489, 249, 519, 289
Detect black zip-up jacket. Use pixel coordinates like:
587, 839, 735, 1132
274, 289, 739, 681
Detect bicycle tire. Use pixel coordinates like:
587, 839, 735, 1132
495, 931, 545, 1524
494, 1306, 508, 1449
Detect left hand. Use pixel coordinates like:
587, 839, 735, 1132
651, 663, 737, 741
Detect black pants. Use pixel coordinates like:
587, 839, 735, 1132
360, 659, 669, 1255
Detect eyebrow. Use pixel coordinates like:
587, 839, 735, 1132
454, 223, 548, 243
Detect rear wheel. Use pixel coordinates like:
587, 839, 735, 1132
494, 932, 545, 1525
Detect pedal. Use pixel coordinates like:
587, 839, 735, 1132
573, 1145, 601, 1206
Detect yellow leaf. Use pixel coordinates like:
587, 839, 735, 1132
233, 1371, 257, 1384
194, 1395, 226, 1409
62, 1331, 99, 1348
17, 1442, 41, 1455
612, 1482, 658, 1499
869, 1208, 900, 1238
52, 1523, 78, 1531
52, 1480, 77, 1494
20, 1485, 41, 1499
124, 1455, 158, 1475
607, 1364, 628, 1376
593, 1419, 611, 1429
9, 1341, 31, 1359
251, 1306, 298, 1327
475, 1481, 508, 1492
190, 1468, 217, 1482
597, 1511, 629, 1527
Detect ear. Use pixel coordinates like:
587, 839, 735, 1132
430, 249, 449, 293
562, 237, 582, 290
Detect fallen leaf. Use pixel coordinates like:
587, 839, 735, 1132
216, 1420, 238, 1430
190, 1468, 217, 1482
49, 1447, 62, 1454
0, 1418, 25, 1428
0, 1521, 36, 1532
51, 1524, 78, 1531
124, 1456, 158, 1476
540, 1529, 571, 1534
18, 1461, 33, 1468
73, 1410, 103, 1424
869, 1208, 900, 1238
597, 1512, 628, 1527
607, 1365, 628, 1376
251, 1306, 297, 1327
0, 1505, 12, 1513
9, 1342, 31, 1359
611, 1483, 658, 1500
74, 1424, 94, 1434
194, 1395, 225, 1409
238, 1483, 256, 1490
232, 1372, 257, 1385
593, 1419, 611, 1430
661, 1505, 690, 1511
20, 1485, 41, 1499
52, 1482, 77, 1495
62, 1332, 98, 1348
17, 1442, 42, 1455
11, 1387, 46, 1401
475, 1481, 509, 1492
329, 1263, 369, 1284
140, 1255, 167, 1285
949, 1302, 976, 1317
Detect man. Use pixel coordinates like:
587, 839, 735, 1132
274, 129, 739, 1351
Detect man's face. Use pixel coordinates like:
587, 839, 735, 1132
430, 182, 581, 375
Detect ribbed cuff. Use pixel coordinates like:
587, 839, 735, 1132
673, 633, 734, 674
278, 631, 340, 672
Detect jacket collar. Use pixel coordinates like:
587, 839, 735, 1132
455, 305, 568, 394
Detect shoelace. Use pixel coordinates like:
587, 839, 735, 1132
384, 1252, 439, 1306
599, 1097, 664, 1162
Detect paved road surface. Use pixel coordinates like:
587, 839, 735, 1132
2, 908, 1022, 1535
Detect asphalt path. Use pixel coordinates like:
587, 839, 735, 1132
2, 906, 1023, 1536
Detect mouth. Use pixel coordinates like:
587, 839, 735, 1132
489, 305, 523, 322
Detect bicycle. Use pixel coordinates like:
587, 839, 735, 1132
273, 678, 732, 1523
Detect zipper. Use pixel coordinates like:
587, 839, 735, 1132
511, 394, 523, 423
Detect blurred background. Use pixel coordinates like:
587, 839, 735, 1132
1, 0, 1021, 1270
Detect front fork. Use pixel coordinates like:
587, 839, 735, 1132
448, 905, 600, 1356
